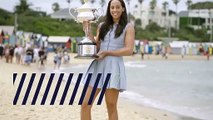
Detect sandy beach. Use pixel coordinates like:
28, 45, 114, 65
0, 53, 208, 120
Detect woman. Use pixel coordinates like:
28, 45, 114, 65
81, 0, 135, 120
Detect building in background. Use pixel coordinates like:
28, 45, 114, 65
179, 9, 213, 30
132, 5, 177, 29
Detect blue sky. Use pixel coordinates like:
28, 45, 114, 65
0, 0, 212, 14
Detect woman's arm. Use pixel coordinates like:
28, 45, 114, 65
97, 23, 135, 60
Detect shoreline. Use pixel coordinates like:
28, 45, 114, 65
0, 53, 210, 120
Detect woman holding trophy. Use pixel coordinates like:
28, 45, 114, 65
81, 0, 135, 119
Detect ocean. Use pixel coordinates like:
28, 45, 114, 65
61, 60, 213, 120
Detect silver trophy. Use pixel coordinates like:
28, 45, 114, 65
69, 0, 103, 59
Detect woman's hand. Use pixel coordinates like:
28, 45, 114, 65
95, 51, 108, 60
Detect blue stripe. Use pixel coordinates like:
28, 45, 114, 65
31, 73, 46, 105
60, 73, 73, 105
97, 73, 111, 105
22, 73, 36, 105
88, 73, 102, 105
78, 73, 92, 105
50, 73, 64, 105
69, 73, 83, 105
40, 73, 55, 105
13, 73, 27, 105
13, 73, 17, 85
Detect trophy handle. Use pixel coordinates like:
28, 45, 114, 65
69, 7, 77, 22
94, 8, 104, 22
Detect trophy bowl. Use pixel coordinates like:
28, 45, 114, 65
69, 0, 103, 59
75, 37, 99, 59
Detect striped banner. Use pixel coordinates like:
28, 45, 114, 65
13, 73, 111, 105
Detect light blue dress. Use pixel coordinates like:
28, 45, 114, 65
83, 23, 129, 92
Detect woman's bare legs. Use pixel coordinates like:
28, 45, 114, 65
81, 86, 100, 120
105, 89, 119, 120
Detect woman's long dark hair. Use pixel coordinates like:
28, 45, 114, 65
98, 0, 128, 41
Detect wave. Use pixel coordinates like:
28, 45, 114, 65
125, 61, 147, 68
120, 91, 210, 120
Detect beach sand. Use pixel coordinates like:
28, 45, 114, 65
0, 53, 208, 120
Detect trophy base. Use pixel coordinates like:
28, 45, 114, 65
74, 54, 99, 59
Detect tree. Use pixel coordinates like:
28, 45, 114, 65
80, 0, 84, 4
162, 1, 168, 12
149, 0, 156, 23
52, 2, 60, 12
135, 18, 142, 27
172, 0, 181, 30
15, 0, 31, 14
162, 2, 168, 25
66, 0, 71, 8
162, 1, 170, 37
138, 0, 144, 16
126, 0, 131, 22
138, 0, 144, 27
100, 0, 105, 7
91, 0, 95, 5
190, 2, 213, 9
186, 0, 192, 25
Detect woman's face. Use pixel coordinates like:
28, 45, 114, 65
110, 0, 124, 22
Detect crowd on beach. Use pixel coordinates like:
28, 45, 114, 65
0, 43, 70, 69
134, 42, 213, 60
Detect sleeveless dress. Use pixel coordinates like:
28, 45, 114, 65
83, 23, 129, 92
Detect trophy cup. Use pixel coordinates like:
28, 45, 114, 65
69, 0, 103, 59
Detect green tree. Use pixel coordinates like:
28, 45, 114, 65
126, 0, 131, 22
135, 18, 142, 27
162, 1, 168, 12
191, 2, 213, 9
15, 0, 31, 14
162, 1, 169, 36
149, 0, 156, 23
80, 0, 84, 4
66, 0, 71, 7
138, 0, 144, 27
91, 0, 95, 5
172, 0, 181, 30
100, 0, 105, 7
52, 2, 60, 12
186, 0, 192, 25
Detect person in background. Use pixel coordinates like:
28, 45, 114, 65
0, 44, 4, 59
8, 45, 15, 63
38, 47, 45, 67
33, 46, 40, 64
63, 51, 70, 64
4, 45, 10, 63
20, 46, 25, 65
25, 47, 33, 65
14, 45, 21, 64
53, 51, 58, 69
181, 45, 186, 59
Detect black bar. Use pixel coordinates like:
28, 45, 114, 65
60, 73, 73, 105
40, 73, 55, 105
88, 73, 102, 105
97, 73, 111, 105
13, 73, 17, 85
78, 73, 92, 105
13, 73, 27, 105
69, 73, 83, 105
50, 73, 64, 105
22, 73, 36, 105
31, 73, 45, 105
